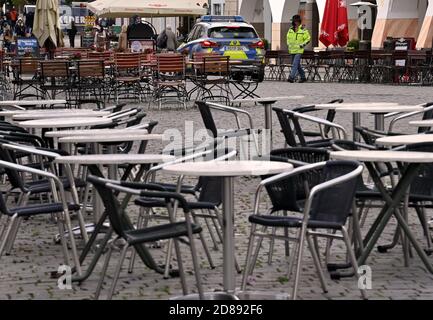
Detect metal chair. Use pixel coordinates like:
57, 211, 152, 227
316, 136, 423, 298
242, 160, 367, 300
87, 174, 204, 300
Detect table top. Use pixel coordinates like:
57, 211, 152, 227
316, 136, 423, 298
12, 110, 110, 121
316, 102, 400, 110
330, 150, 433, 163
58, 133, 163, 144
409, 120, 433, 127
0, 100, 67, 106
18, 117, 113, 129
376, 134, 433, 146
0, 109, 84, 117
162, 160, 293, 177
55, 154, 174, 165
231, 96, 305, 104
320, 105, 423, 114
45, 128, 150, 138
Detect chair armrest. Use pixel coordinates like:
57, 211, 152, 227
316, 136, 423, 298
206, 102, 255, 130
388, 103, 432, 132
106, 182, 191, 212
1, 143, 60, 159
285, 110, 347, 140
253, 162, 327, 215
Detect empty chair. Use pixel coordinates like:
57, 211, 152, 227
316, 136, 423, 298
87, 174, 204, 300
242, 160, 367, 300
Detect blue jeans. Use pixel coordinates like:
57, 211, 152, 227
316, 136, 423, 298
289, 54, 306, 81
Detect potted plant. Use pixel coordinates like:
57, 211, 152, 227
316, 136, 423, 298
347, 39, 360, 52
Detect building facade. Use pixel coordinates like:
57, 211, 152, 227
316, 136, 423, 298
224, 0, 433, 50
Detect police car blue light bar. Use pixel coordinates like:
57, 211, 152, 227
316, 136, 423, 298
200, 16, 245, 23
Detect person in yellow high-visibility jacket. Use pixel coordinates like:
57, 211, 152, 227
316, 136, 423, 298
286, 15, 311, 83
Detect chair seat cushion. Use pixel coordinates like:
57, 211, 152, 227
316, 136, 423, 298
248, 214, 343, 230
135, 198, 217, 210
20, 177, 86, 194
9, 202, 80, 217
125, 221, 202, 245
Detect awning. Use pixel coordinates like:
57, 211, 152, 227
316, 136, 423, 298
87, 0, 208, 18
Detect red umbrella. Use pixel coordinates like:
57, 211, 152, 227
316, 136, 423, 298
320, 0, 349, 47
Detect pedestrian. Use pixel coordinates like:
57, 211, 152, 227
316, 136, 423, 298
67, 21, 77, 48
9, 6, 17, 28
156, 29, 167, 51
94, 25, 106, 51
3, 24, 13, 52
14, 18, 26, 38
165, 26, 178, 52
117, 24, 128, 52
286, 14, 311, 83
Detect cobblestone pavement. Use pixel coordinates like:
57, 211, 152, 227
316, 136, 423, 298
1, 82, 433, 300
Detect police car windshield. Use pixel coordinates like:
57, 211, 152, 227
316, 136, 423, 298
208, 27, 257, 39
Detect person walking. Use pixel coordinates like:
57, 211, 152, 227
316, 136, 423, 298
165, 26, 178, 52
117, 24, 128, 52
14, 18, 26, 37
94, 26, 106, 51
286, 14, 311, 83
67, 21, 77, 48
9, 7, 17, 29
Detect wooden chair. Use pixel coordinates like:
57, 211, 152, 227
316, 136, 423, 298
112, 52, 143, 103
152, 53, 187, 109
39, 60, 72, 100
73, 59, 106, 107
195, 55, 232, 103
12, 57, 43, 99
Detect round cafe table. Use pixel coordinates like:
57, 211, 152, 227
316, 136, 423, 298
55, 153, 175, 284
12, 110, 110, 121
45, 128, 151, 139
231, 96, 305, 148
58, 133, 163, 177
316, 103, 423, 141
330, 150, 433, 275
18, 117, 113, 129
162, 160, 293, 296
0, 99, 67, 108
376, 134, 433, 147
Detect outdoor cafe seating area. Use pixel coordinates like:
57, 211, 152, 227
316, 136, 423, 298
0, 47, 264, 108
1, 87, 433, 300
264, 49, 433, 85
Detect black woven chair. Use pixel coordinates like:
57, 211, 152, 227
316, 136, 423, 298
87, 174, 204, 300
0, 160, 81, 273
242, 160, 367, 300
258, 147, 330, 264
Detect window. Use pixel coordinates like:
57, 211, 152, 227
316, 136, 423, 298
208, 26, 258, 39
213, 4, 221, 15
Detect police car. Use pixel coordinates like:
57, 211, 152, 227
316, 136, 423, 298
178, 15, 265, 66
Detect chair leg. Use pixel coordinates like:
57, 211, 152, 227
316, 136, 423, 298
291, 224, 308, 300
203, 213, 219, 250
241, 223, 257, 290
4, 216, 22, 255
0, 214, 17, 258
341, 227, 368, 300
268, 227, 277, 265
107, 242, 129, 300
95, 241, 114, 300
192, 213, 215, 269
172, 237, 188, 296
306, 233, 328, 293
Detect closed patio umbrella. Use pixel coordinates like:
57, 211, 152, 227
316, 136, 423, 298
320, 0, 349, 47
33, 0, 64, 55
